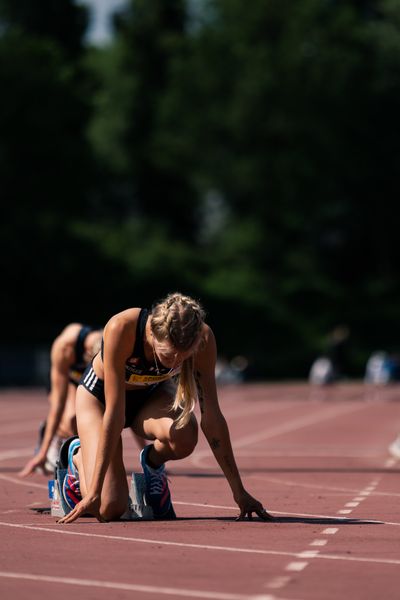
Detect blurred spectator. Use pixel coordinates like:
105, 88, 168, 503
215, 355, 249, 385
388, 435, 400, 459
364, 352, 400, 385
309, 325, 350, 385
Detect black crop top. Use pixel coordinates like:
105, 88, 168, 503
101, 309, 181, 387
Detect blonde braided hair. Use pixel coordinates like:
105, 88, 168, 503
151, 292, 205, 429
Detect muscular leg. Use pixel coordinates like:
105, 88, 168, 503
131, 382, 198, 468
130, 429, 147, 450
74, 386, 129, 521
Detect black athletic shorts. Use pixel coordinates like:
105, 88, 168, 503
79, 363, 161, 428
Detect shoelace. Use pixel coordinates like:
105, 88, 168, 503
148, 467, 168, 495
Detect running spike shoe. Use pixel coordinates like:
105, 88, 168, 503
34, 421, 64, 475
58, 436, 82, 511
140, 444, 176, 520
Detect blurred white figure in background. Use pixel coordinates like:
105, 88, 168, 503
364, 351, 389, 384
309, 325, 350, 386
365, 351, 394, 385
309, 357, 335, 386
388, 435, 400, 459
215, 355, 248, 385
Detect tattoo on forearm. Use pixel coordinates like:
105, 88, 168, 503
210, 437, 220, 450
195, 370, 205, 414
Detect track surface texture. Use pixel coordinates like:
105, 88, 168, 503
0, 382, 399, 600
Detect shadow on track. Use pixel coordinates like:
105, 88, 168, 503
30, 508, 383, 525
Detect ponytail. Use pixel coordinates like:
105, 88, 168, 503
151, 292, 205, 428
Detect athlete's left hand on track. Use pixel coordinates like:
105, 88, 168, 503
57, 495, 107, 524
234, 490, 273, 521
18, 455, 48, 478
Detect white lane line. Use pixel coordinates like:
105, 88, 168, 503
249, 475, 400, 498
0, 571, 276, 600
0, 474, 47, 490
230, 450, 385, 459
192, 403, 368, 467
337, 510, 352, 515
265, 576, 292, 590
174, 501, 385, 524
353, 497, 366, 502
345, 502, 359, 508
0, 421, 43, 436
0, 478, 385, 525
310, 540, 328, 546
358, 491, 371, 496
297, 550, 319, 558
285, 563, 308, 572
0, 476, 389, 527
322, 528, 339, 534
0, 448, 33, 461
1, 522, 399, 565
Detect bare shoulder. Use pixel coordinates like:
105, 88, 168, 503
105, 308, 141, 335
194, 323, 217, 371
54, 323, 83, 345
103, 308, 142, 357
51, 323, 83, 367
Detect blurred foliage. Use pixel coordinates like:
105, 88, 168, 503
1, 0, 399, 377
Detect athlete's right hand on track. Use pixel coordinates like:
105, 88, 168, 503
57, 494, 107, 524
234, 489, 274, 521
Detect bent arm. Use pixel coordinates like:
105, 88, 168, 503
196, 328, 272, 520
19, 342, 71, 476
196, 330, 245, 497
58, 316, 133, 523
40, 366, 70, 456
84, 320, 128, 500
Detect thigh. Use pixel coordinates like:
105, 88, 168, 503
75, 385, 128, 511
63, 383, 77, 419
131, 381, 197, 442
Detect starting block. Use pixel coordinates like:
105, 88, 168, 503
121, 473, 154, 520
49, 472, 154, 520
48, 479, 64, 517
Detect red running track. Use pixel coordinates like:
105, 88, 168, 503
0, 383, 399, 600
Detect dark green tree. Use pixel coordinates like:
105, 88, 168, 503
88, 0, 199, 238
0, 2, 107, 341
0, 0, 88, 57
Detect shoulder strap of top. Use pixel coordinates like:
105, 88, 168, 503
131, 308, 149, 359
101, 310, 149, 363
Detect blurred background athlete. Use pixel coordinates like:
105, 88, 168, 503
19, 322, 145, 477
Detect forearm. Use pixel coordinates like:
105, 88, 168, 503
87, 410, 124, 497
38, 396, 66, 458
201, 415, 245, 497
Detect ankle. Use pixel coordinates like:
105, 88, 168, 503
146, 445, 164, 470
